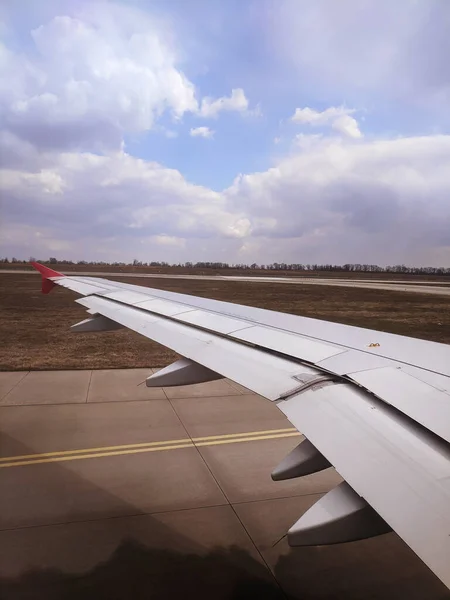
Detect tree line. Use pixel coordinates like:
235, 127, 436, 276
1, 256, 449, 275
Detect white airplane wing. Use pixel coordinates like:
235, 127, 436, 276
32, 263, 450, 589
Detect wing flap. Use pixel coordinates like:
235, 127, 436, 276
278, 382, 450, 588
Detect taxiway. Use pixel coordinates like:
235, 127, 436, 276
1, 270, 450, 296
0, 368, 446, 599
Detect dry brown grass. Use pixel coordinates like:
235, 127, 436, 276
1, 273, 449, 371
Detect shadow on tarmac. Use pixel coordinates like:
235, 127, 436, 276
0, 435, 449, 600
2, 536, 449, 600
0, 539, 283, 600
0, 433, 283, 599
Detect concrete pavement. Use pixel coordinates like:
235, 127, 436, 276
0, 369, 448, 599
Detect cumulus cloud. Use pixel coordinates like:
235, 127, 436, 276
292, 106, 362, 138
0, 5, 253, 153
332, 115, 362, 139
1, 1, 450, 268
2, 133, 450, 265
0, 11, 195, 152
198, 88, 249, 118
0, 149, 252, 255
226, 134, 450, 264
190, 126, 214, 139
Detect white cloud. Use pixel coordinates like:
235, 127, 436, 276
198, 88, 249, 118
0, 148, 253, 258
294, 133, 323, 149
0, 9, 196, 152
267, 0, 450, 112
291, 106, 349, 125
0, 5, 253, 153
2, 133, 450, 266
190, 126, 215, 139
1, 1, 450, 268
292, 106, 362, 138
224, 134, 450, 265
151, 235, 186, 247
332, 115, 362, 139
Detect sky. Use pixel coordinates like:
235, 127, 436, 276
1, 0, 450, 266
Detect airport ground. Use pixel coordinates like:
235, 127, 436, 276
1, 272, 449, 371
2, 261, 450, 281
1, 369, 448, 599
1, 271, 449, 598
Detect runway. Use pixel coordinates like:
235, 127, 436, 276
1, 269, 450, 296
0, 368, 446, 599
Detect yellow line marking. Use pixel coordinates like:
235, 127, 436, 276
196, 432, 301, 447
193, 427, 296, 442
0, 443, 195, 468
0, 430, 300, 469
0, 428, 297, 463
0, 438, 192, 463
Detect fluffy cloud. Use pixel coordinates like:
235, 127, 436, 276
0, 10, 195, 152
0, 5, 253, 153
190, 126, 215, 139
2, 1, 450, 268
332, 115, 362, 139
0, 148, 252, 254
224, 134, 450, 265
292, 106, 362, 138
2, 133, 450, 265
198, 88, 249, 118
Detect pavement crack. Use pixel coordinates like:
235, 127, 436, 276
85, 370, 93, 403
0, 371, 29, 404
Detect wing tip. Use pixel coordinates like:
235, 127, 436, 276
30, 262, 63, 294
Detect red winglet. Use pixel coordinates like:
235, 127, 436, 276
31, 262, 64, 294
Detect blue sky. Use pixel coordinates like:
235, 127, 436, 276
1, 0, 450, 265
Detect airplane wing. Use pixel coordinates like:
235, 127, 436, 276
31, 262, 450, 589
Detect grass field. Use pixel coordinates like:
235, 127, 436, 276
1, 273, 449, 370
